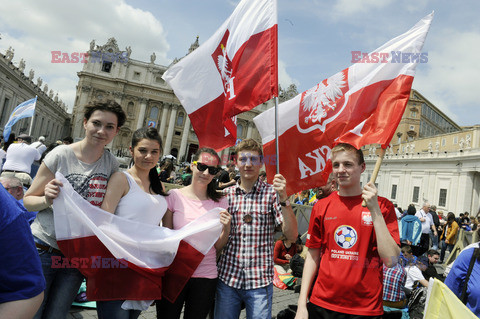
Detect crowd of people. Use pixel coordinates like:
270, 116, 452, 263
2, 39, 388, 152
1, 99, 480, 319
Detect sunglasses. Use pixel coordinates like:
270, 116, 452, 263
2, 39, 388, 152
193, 161, 220, 175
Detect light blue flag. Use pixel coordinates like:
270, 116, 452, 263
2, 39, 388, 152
2, 97, 37, 141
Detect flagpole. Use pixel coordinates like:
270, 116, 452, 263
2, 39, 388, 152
362, 147, 386, 207
28, 96, 37, 136
274, 96, 279, 174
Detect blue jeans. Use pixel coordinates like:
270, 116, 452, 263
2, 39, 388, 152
440, 240, 454, 263
97, 300, 141, 319
33, 248, 84, 319
430, 232, 439, 250
214, 280, 273, 319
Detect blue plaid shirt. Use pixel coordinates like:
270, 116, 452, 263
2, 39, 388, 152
383, 263, 406, 302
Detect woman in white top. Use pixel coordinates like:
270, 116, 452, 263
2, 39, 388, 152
97, 126, 168, 319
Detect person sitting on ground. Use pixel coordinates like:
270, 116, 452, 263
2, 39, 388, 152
274, 235, 297, 274
159, 160, 175, 183
422, 249, 443, 281
382, 261, 407, 314
0, 176, 37, 224
404, 256, 429, 291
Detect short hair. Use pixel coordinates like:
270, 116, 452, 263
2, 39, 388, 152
84, 100, 126, 128
430, 205, 437, 211
331, 143, 364, 165
407, 204, 416, 215
0, 176, 22, 188
427, 249, 439, 257
62, 136, 73, 144
401, 245, 412, 255
235, 138, 263, 158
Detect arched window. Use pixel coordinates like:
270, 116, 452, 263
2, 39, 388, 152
176, 112, 184, 126
237, 123, 244, 137
149, 106, 159, 119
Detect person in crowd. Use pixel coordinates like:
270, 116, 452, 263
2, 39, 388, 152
0, 184, 45, 319
158, 147, 231, 319
30, 136, 48, 179
0, 175, 37, 224
399, 204, 422, 255
274, 235, 297, 274
439, 212, 459, 263
23, 100, 125, 319
422, 249, 443, 281
180, 166, 192, 186
415, 202, 436, 256
39, 141, 63, 164
62, 136, 73, 145
94, 126, 167, 318
159, 159, 175, 183
404, 256, 429, 291
382, 261, 407, 316
399, 245, 416, 267
0, 139, 5, 171
1, 133, 41, 187
216, 160, 237, 189
215, 139, 297, 319
445, 238, 480, 316
315, 173, 337, 202
295, 143, 400, 319
259, 170, 267, 182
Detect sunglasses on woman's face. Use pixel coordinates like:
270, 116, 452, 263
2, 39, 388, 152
193, 161, 220, 175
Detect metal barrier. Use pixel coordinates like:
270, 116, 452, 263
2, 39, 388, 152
445, 229, 479, 265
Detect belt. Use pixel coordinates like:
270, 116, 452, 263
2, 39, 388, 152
35, 242, 62, 255
383, 299, 407, 309
2, 169, 28, 174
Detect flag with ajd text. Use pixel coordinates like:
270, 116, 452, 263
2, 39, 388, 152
254, 13, 433, 195
163, 0, 278, 151
2, 96, 37, 141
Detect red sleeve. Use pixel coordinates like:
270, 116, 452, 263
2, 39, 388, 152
273, 240, 289, 264
380, 197, 400, 246
306, 201, 324, 249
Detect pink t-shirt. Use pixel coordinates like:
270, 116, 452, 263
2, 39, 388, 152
166, 188, 228, 278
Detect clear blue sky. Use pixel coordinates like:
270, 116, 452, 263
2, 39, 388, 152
1, 0, 478, 125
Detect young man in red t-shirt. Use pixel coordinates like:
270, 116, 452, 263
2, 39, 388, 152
295, 143, 400, 319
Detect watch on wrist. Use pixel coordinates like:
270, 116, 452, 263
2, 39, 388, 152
280, 199, 291, 207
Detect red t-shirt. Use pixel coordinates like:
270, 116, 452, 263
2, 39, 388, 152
306, 192, 400, 316
273, 240, 297, 265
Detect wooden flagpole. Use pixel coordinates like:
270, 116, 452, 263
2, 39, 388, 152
362, 147, 386, 207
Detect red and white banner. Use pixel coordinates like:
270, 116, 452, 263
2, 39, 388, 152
52, 173, 222, 303
254, 13, 433, 195
163, 0, 278, 151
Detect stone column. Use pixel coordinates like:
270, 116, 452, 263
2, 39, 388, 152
159, 103, 169, 138
177, 116, 191, 163
246, 122, 254, 139
136, 98, 147, 129
164, 104, 178, 155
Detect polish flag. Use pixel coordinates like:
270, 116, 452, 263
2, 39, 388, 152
52, 173, 223, 303
254, 13, 433, 195
163, 0, 278, 151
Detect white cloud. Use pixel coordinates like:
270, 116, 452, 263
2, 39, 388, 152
278, 59, 299, 90
331, 0, 394, 18
0, 0, 170, 111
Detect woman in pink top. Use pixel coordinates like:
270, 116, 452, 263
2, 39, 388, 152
157, 147, 231, 319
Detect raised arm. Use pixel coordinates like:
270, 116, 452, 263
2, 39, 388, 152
273, 174, 298, 242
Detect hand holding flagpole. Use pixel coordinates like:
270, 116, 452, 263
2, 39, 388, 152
362, 147, 386, 207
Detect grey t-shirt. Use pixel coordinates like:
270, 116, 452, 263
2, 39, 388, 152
31, 145, 118, 249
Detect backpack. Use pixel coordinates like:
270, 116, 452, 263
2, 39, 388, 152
407, 286, 427, 319
289, 254, 305, 277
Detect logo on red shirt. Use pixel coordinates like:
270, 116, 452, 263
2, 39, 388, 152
334, 225, 358, 249
361, 211, 373, 226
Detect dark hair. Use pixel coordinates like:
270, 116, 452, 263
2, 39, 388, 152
62, 136, 73, 144
331, 143, 365, 165
407, 204, 416, 215
40, 142, 62, 163
3, 133, 15, 151
192, 147, 223, 202
447, 212, 456, 222
84, 100, 126, 128
427, 249, 439, 257
131, 127, 167, 196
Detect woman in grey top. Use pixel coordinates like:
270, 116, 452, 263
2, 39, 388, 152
24, 100, 126, 319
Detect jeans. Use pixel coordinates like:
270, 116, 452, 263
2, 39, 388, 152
214, 280, 273, 319
156, 277, 217, 319
97, 300, 141, 319
440, 240, 454, 263
429, 232, 439, 250
33, 248, 84, 319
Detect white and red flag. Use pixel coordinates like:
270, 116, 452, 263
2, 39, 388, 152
52, 173, 222, 303
163, 0, 278, 151
254, 13, 433, 195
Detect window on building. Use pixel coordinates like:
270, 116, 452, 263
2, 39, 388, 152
174, 131, 181, 136
127, 102, 134, 116
391, 184, 397, 199
133, 71, 141, 80
411, 111, 417, 118
237, 124, 244, 137
155, 76, 164, 84
439, 188, 447, 207
102, 61, 112, 73
412, 186, 420, 203
0, 97, 10, 126
176, 112, 184, 126
409, 125, 415, 130
149, 107, 159, 119
453, 136, 458, 144
441, 138, 446, 146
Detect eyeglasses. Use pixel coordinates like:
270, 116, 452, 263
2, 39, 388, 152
192, 161, 220, 175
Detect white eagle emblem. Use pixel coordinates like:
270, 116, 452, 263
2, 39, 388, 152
297, 70, 348, 134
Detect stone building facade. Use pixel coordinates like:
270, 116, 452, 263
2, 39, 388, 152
71, 38, 291, 163
0, 47, 70, 143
